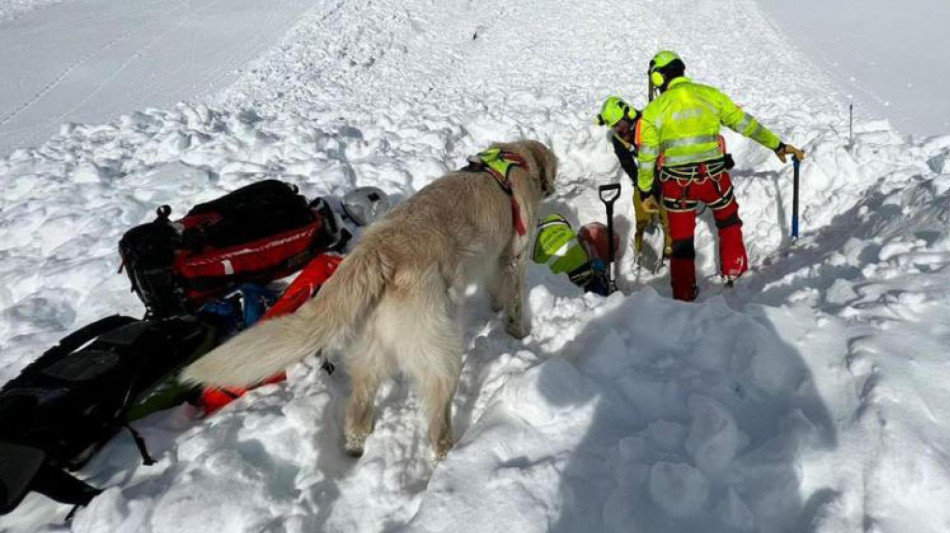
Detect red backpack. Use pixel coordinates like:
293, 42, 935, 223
119, 180, 342, 318
198, 253, 344, 415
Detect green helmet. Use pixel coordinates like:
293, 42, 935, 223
649, 50, 685, 90
596, 96, 636, 127
650, 50, 681, 72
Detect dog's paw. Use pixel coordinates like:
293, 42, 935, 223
433, 436, 454, 462
344, 432, 366, 458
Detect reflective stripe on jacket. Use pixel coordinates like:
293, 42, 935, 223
532, 215, 589, 275
636, 77, 781, 192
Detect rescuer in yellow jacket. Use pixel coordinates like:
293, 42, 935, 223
636, 50, 805, 301
596, 96, 673, 265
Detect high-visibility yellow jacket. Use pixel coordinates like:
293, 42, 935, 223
635, 77, 782, 192
532, 214, 589, 275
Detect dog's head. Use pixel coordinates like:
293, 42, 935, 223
519, 140, 558, 198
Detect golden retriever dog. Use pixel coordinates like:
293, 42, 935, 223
181, 140, 557, 460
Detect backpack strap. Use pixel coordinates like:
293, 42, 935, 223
465, 148, 529, 235
0, 442, 102, 515
7, 315, 138, 385
125, 425, 155, 466
32, 464, 102, 509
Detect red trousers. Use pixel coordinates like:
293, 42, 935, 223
661, 170, 748, 301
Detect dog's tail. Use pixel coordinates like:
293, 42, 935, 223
179, 246, 389, 387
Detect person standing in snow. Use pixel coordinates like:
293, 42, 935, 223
636, 50, 805, 301
597, 96, 673, 264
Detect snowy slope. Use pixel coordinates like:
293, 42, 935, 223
0, 0, 65, 23
0, 0, 316, 156
1, 0, 950, 531
755, 0, 950, 136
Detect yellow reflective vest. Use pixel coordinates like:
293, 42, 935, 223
636, 77, 782, 192
532, 214, 589, 276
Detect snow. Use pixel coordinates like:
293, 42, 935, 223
1, 0, 950, 531
754, 0, 950, 136
0, 0, 64, 23
0, 0, 316, 156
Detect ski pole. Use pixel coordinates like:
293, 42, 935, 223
791, 155, 800, 239
598, 183, 621, 294
848, 103, 854, 150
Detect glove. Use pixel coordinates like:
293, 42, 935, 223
640, 194, 660, 214
774, 142, 805, 163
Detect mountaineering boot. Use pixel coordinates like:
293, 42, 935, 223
685, 284, 700, 302
634, 228, 645, 257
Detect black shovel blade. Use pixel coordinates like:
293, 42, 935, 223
598, 183, 621, 204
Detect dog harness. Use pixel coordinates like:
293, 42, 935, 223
465, 148, 528, 236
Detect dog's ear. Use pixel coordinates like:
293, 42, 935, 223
523, 140, 557, 195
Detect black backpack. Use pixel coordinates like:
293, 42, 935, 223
0, 315, 216, 515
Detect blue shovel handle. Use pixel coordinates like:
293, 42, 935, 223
791, 156, 800, 239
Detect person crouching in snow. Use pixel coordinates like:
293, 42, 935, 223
597, 96, 673, 264
636, 50, 805, 301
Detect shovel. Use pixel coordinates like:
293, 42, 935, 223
598, 183, 622, 294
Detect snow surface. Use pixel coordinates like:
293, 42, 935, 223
2, 0, 950, 531
0, 0, 316, 156
0, 0, 65, 23
755, 0, 950, 137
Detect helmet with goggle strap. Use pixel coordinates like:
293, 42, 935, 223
649, 50, 683, 89
596, 96, 637, 127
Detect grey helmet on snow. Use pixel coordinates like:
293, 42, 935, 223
342, 186, 391, 226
